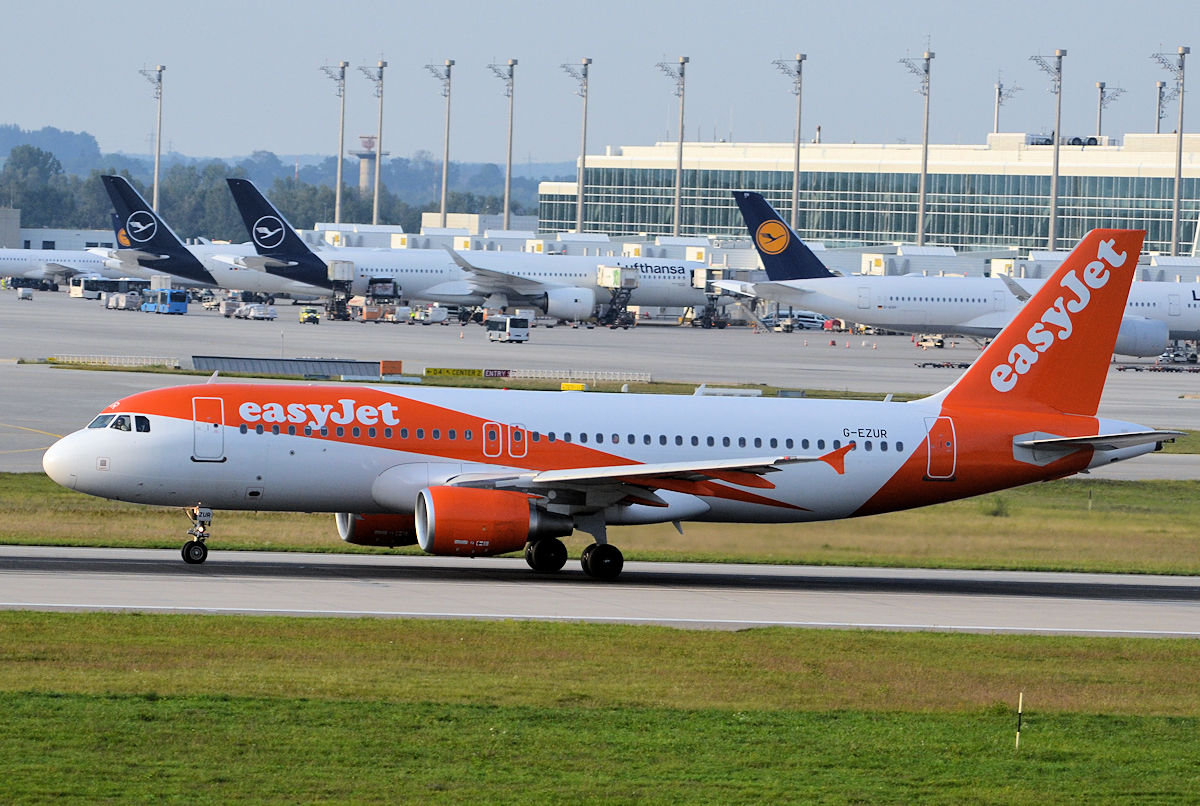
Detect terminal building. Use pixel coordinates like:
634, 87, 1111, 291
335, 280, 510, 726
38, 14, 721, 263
537, 133, 1200, 257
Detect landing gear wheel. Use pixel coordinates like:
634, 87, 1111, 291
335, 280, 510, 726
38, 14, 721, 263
182, 540, 208, 564
581, 543, 623, 580
526, 538, 568, 573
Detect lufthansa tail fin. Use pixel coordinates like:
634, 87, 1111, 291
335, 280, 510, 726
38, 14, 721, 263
940, 229, 1145, 417
101, 175, 217, 286
225, 178, 330, 288
733, 191, 835, 281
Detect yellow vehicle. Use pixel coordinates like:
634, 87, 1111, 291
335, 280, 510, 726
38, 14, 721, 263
299, 306, 321, 324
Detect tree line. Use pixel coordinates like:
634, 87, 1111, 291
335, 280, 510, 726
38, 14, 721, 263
1, 140, 563, 241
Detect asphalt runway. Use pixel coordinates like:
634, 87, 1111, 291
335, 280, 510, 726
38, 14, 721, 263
1, 546, 1197, 636
3, 289, 1198, 473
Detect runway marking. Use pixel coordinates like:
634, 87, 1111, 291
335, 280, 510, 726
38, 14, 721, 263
0, 447, 51, 455
0, 422, 64, 439
2, 602, 1198, 637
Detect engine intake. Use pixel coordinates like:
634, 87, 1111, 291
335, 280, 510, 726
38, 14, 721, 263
335, 512, 417, 547
1114, 316, 1169, 358
415, 486, 573, 557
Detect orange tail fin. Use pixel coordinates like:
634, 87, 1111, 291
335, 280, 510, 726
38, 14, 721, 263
941, 229, 1144, 417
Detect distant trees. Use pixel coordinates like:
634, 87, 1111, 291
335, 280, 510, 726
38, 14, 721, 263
0, 127, 555, 238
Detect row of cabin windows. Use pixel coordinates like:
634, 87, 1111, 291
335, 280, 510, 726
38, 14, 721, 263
889, 296, 987, 304
234, 421, 903, 454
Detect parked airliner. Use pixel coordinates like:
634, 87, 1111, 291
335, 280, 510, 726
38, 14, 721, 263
42, 228, 1177, 579
0, 246, 135, 282
225, 178, 710, 319
721, 191, 1200, 356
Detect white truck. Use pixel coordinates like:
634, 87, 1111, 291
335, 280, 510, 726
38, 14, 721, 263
486, 314, 530, 343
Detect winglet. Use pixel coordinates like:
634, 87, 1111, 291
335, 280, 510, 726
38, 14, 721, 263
819, 442, 856, 475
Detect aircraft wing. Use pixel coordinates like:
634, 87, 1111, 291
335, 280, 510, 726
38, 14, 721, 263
444, 247, 557, 295
1015, 430, 1185, 452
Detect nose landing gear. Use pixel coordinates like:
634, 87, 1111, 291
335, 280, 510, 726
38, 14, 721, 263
182, 505, 213, 564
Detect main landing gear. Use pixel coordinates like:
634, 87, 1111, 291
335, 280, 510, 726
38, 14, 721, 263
182, 505, 213, 564
523, 538, 625, 580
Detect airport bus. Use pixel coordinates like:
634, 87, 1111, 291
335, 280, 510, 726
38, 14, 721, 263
69, 276, 151, 300
140, 288, 188, 314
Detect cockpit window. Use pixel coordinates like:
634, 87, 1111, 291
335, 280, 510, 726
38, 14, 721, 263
110, 415, 131, 432
135, 416, 151, 433
87, 414, 115, 429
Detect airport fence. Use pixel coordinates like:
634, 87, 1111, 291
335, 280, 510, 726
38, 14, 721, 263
509, 368, 652, 383
49, 355, 182, 369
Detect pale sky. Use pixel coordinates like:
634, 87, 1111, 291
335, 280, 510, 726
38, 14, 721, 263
7, 0, 1197, 164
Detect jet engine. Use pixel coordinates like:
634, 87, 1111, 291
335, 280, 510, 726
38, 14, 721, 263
539, 287, 595, 321
1114, 316, 1169, 358
335, 512, 418, 547
415, 486, 573, 557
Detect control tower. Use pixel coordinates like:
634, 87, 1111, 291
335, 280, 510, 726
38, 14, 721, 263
349, 135, 389, 195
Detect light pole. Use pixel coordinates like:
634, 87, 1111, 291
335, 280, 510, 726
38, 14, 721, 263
993, 74, 1021, 133
1095, 82, 1124, 138
1153, 46, 1190, 256
773, 54, 806, 232
901, 50, 934, 246
139, 64, 165, 209
1031, 49, 1066, 252
657, 56, 689, 236
561, 58, 592, 233
488, 59, 518, 230
359, 60, 387, 225
426, 59, 454, 228
320, 61, 349, 224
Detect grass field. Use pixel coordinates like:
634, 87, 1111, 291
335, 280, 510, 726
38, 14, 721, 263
2, 612, 1199, 803
4, 472, 1199, 574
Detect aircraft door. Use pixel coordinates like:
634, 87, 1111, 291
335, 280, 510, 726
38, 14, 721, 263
1169, 294, 1181, 317
923, 416, 956, 480
192, 397, 225, 461
992, 291, 1007, 311
483, 422, 503, 458
509, 424, 528, 458
857, 286, 871, 309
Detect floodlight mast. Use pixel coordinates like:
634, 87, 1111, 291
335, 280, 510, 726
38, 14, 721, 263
1031, 49, 1066, 252
426, 60, 454, 228
320, 61, 349, 224
1153, 46, 1190, 256
359, 60, 387, 225
773, 54, 806, 232
1095, 82, 1125, 137
488, 59, 518, 230
561, 58, 592, 233
993, 75, 1021, 133
900, 50, 933, 246
657, 56, 689, 237
139, 65, 165, 209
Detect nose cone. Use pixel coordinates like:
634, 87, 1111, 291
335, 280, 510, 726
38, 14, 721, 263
42, 434, 79, 490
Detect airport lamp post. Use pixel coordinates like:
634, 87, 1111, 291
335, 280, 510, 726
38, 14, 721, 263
1095, 82, 1124, 138
1153, 46, 1190, 256
426, 59, 454, 229
359, 60, 387, 225
561, 58, 592, 233
1031, 50, 1066, 252
489, 59, 518, 231
774, 54, 806, 232
993, 75, 1021, 133
658, 56, 689, 237
900, 51, 934, 246
320, 61, 349, 224
139, 65, 165, 209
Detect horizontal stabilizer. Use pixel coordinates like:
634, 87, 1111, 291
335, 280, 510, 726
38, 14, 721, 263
1014, 430, 1184, 452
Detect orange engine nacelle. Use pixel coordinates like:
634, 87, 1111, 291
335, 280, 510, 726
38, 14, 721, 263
415, 486, 573, 557
335, 512, 418, 547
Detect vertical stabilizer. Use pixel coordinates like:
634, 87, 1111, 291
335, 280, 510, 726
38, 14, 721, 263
733, 190, 835, 281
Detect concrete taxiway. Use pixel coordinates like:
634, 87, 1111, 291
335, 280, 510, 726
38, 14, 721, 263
1, 546, 1197, 636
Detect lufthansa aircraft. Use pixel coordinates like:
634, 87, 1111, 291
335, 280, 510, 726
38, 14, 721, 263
42, 228, 1179, 579
721, 191, 1200, 356
225, 178, 710, 318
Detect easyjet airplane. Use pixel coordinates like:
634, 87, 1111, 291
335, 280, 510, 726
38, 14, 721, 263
41, 227, 1179, 579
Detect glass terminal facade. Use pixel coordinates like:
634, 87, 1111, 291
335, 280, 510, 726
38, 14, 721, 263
539, 138, 1199, 254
